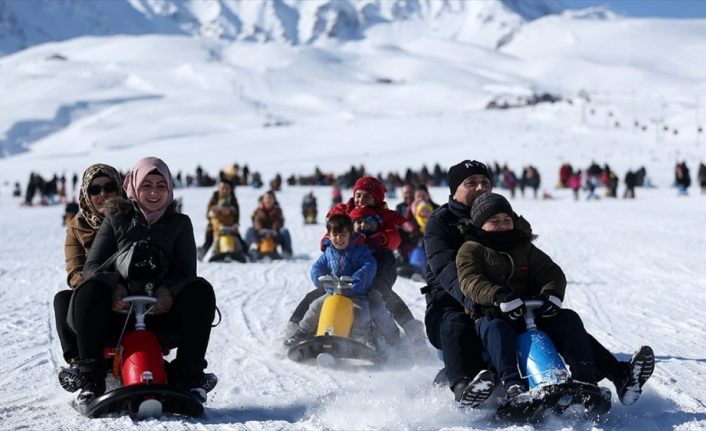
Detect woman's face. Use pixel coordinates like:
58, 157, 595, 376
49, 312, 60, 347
354, 190, 376, 207
218, 182, 231, 198
262, 193, 275, 209
137, 174, 169, 212
88, 176, 118, 214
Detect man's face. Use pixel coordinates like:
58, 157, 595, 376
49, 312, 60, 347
453, 174, 492, 207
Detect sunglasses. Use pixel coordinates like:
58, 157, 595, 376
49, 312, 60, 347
87, 182, 118, 196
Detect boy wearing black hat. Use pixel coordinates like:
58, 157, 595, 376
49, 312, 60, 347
457, 193, 601, 402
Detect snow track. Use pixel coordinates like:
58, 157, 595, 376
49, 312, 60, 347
1, 185, 705, 430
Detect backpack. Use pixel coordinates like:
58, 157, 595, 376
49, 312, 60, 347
114, 240, 170, 294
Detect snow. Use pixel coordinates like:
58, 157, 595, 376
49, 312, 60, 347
1, 3, 706, 430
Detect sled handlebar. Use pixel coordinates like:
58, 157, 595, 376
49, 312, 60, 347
523, 299, 544, 309
120, 296, 158, 330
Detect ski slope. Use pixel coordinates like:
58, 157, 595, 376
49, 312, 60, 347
0, 183, 705, 430
0, 3, 705, 429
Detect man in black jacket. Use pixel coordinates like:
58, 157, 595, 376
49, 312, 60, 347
423, 160, 498, 407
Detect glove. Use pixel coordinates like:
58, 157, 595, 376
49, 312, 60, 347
536, 293, 562, 318
111, 285, 128, 312
152, 287, 174, 314
366, 232, 386, 249
495, 291, 525, 321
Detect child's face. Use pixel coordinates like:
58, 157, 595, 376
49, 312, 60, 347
354, 190, 376, 207
330, 230, 351, 250
353, 216, 379, 234
481, 212, 514, 232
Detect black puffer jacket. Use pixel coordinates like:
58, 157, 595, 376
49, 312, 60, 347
423, 196, 533, 312
423, 197, 474, 310
83, 198, 197, 296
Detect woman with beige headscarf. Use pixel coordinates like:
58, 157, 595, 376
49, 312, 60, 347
55, 163, 125, 392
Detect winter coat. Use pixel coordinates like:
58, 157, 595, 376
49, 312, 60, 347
206, 190, 239, 225
423, 196, 533, 312
251, 204, 285, 232
371, 248, 397, 292
311, 233, 377, 296
83, 198, 197, 296
456, 231, 566, 320
331, 198, 407, 249
64, 213, 98, 288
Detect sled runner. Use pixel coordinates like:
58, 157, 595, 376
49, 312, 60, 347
76, 296, 204, 419
496, 300, 611, 423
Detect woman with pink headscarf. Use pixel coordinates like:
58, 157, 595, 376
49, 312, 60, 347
69, 157, 217, 407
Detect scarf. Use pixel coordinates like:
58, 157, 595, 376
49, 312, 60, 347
78, 163, 125, 230
123, 157, 174, 225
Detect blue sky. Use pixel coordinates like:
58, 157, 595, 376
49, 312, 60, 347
563, 0, 706, 18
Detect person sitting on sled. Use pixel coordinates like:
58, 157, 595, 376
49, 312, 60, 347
55, 163, 126, 392
285, 214, 376, 345
456, 193, 606, 402
244, 190, 293, 258
425, 159, 654, 408
285, 176, 426, 344
197, 178, 241, 260
72, 157, 217, 406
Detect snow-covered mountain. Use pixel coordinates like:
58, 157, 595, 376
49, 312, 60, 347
0, 0, 568, 54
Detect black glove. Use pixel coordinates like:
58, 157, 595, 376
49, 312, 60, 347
536, 293, 562, 318
495, 291, 525, 321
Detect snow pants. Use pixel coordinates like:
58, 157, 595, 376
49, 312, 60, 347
424, 296, 485, 388
71, 277, 216, 388
476, 308, 597, 388
54, 289, 77, 362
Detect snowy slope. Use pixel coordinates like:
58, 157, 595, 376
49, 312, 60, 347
0, 3, 705, 430
0, 183, 705, 430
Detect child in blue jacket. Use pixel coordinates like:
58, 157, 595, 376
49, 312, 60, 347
288, 214, 377, 344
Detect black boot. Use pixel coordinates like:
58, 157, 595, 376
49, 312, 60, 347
75, 359, 106, 406
58, 358, 85, 393
615, 345, 655, 405
452, 369, 497, 408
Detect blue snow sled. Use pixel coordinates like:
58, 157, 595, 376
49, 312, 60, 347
496, 300, 611, 422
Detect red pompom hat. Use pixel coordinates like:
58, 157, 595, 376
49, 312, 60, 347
348, 206, 379, 221
353, 176, 386, 204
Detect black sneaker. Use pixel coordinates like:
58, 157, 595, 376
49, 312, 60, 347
201, 372, 218, 393
190, 387, 207, 404
616, 345, 655, 405
58, 359, 85, 393
283, 328, 308, 347
505, 383, 525, 401
76, 376, 106, 406
453, 370, 497, 408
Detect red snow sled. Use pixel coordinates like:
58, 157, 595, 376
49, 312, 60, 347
80, 296, 203, 419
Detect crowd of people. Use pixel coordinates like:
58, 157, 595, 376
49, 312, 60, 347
49, 155, 659, 416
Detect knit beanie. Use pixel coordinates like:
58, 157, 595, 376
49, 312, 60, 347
470, 193, 513, 227
353, 176, 386, 204
447, 160, 491, 194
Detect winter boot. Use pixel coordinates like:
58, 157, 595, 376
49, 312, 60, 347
283, 328, 308, 347
75, 359, 106, 406
58, 358, 85, 393
504, 384, 525, 401
201, 372, 218, 393
453, 369, 497, 408
190, 387, 207, 404
616, 345, 655, 405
